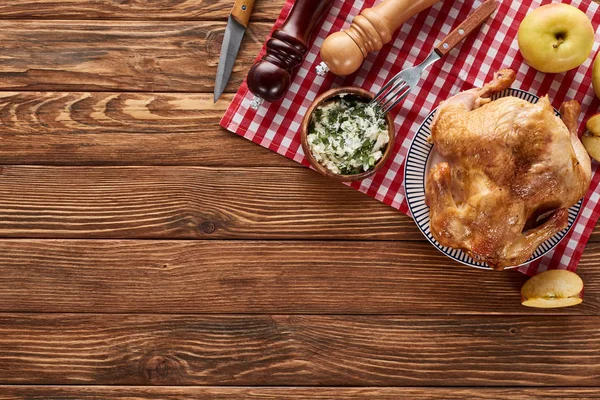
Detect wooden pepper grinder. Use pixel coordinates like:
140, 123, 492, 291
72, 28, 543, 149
316, 0, 440, 76
247, 0, 335, 108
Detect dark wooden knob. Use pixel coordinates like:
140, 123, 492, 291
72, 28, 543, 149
247, 0, 334, 103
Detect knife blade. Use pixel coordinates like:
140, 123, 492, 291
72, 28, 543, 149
214, 0, 255, 102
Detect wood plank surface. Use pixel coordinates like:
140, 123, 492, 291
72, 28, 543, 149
0, 0, 597, 396
0, 0, 283, 21
0, 165, 417, 240
0, 92, 292, 167
1, 386, 599, 400
1, 239, 599, 315
0, 21, 268, 92
0, 313, 599, 386
0, 165, 598, 241
0, 92, 237, 134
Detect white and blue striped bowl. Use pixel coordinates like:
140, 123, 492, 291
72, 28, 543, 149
404, 88, 583, 270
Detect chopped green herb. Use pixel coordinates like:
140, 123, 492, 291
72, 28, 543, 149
307, 96, 389, 175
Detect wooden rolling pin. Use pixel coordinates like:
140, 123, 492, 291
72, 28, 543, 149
316, 0, 440, 76
247, 0, 335, 108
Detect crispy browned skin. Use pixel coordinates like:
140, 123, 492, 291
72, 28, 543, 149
425, 69, 592, 270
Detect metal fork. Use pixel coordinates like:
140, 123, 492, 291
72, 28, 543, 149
370, 0, 498, 114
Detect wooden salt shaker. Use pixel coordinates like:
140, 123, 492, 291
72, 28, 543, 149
317, 0, 440, 76
247, 0, 335, 108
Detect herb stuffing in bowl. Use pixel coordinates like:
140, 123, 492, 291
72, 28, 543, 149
301, 87, 395, 182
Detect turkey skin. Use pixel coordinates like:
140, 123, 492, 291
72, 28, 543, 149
425, 69, 592, 270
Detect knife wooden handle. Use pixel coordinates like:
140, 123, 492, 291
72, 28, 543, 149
247, 0, 335, 103
320, 0, 440, 76
434, 0, 497, 57
231, 0, 255, 28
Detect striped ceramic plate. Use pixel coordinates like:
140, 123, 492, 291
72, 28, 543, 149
404, 88, 583, 270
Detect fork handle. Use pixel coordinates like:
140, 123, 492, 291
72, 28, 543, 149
434, 0, 497, 57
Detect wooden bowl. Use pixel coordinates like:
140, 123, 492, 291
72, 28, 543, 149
300, 87, 395, 182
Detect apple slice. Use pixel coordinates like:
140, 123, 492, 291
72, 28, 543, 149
583, 113, 600, 162
593, 51, 600, 99
521, 270, 583, 308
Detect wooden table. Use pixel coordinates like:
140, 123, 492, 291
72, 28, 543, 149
0, 1, 599, 398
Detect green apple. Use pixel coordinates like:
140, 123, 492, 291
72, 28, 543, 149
593, 51, 600, 99
583, 113, 600, 162
518, 4, 594, 73
521, 270, 583, 308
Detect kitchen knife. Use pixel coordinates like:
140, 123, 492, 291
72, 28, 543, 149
214, 0, 255, 102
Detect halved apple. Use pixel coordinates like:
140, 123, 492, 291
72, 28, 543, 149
583, 113, 600, 162
521, 270, 583, 308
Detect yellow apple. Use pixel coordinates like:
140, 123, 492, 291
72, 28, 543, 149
593, 51, 600, 100
518, 4, 594, 73
583, 113, 600, 162
521, 270, 583, 308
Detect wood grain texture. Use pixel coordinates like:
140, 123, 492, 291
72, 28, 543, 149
0, 92, 598, 238
0, 92, 235, 134
1, 239, 600, 315
0, 0, 283, 21
1, 386, 599, 399
0, 165, 417, 240
0, 165, 597, 241
0, 1, 596, 395
1, 313, 599, 386
0, 21, 268, 92
0, 92, 291, 167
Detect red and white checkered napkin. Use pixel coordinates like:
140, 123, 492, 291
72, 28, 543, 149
221, 0, 600, 275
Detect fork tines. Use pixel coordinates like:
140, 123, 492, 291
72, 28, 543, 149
371, 75, 412, 114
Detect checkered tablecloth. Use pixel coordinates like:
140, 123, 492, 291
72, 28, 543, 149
221, 0, 600, 275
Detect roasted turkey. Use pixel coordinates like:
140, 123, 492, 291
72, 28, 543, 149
425, 69, 592, 270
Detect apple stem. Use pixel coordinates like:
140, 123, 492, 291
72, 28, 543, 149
553, 37, 564, 49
